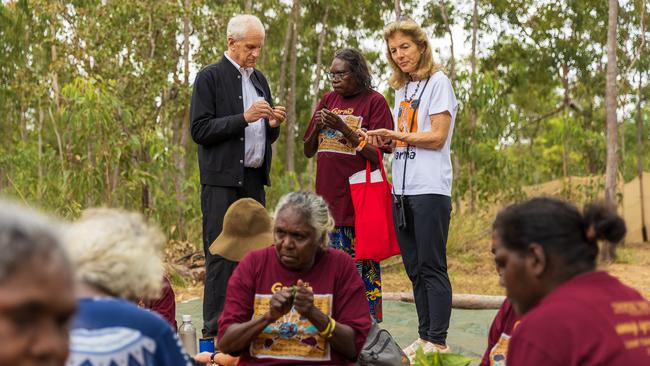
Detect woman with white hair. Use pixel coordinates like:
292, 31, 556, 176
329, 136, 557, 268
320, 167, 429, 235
64, 208, 192, 366
216, 192, 372, 365
0, 200, 76, 366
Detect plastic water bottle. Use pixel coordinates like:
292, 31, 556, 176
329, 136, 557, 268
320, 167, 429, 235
179, 314, 198, 355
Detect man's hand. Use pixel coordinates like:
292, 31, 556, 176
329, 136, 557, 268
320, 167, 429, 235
269, 105, 286, 128
293, 279, 315, 318
265, 287, 294, 323
244, 100, 274, 123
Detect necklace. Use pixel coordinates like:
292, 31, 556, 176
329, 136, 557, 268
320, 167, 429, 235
404, 79, 422, 101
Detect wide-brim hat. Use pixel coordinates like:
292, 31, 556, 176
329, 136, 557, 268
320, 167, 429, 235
208, 198, 273, 261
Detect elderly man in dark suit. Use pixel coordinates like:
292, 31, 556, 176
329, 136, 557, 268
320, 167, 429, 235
190, 14, 285, 338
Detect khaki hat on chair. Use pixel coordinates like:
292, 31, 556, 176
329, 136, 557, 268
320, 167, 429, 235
208, 198, 273, 262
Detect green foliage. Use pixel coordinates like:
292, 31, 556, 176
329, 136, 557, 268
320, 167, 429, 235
413, 347, 474, 366
0, 0, 648, 254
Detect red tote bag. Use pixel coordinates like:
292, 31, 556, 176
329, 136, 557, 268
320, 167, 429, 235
349, 150, 401, 262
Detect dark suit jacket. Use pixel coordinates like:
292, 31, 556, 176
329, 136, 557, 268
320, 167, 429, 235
190, 56, 280, 187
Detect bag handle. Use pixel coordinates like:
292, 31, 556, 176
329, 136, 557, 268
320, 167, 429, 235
365, 148, 387, 183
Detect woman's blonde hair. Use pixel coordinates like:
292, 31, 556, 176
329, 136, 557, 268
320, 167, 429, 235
64, 208, 165, 301
383, 18, 442, 89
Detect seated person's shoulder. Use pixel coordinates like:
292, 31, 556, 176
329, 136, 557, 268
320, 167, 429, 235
80, 298, 174, 332
325, 248, 356, 267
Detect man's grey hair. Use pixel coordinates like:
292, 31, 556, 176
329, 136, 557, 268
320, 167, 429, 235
0, 199, 70, 283
274, 192, 335, 249
227, 14, 265, 40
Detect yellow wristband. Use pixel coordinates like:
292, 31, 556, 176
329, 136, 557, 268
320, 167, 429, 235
318, 318, 332, 337
326, 318, 337, 338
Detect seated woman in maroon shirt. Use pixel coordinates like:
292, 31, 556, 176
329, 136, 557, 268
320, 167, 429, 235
479, 234, 520, 366
492, 197, 650, 366
217, 192, 372, 365
303, 48, 393, 323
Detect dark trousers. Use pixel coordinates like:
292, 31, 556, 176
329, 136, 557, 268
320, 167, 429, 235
200, 167, 266, 338
393, 194, 452, 344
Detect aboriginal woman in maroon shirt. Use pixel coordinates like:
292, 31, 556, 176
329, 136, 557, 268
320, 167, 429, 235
303, 48, 394, 323
492, 197, 650, 366
217, 192, 371, 365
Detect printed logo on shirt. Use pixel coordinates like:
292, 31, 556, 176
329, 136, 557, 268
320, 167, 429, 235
611, 300, 650, 352
488, 321, 519, 366
331, 107, 353, 115
396, 99, 420, 148
271, 282, 313, 293
394, 149, 416, 160
317, 111, 363, 155
250, 293, 332, 361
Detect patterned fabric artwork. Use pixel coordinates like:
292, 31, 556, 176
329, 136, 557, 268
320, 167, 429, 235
329, 226, 383, 323
250, 294, 332, 361
317, 114, 363, 155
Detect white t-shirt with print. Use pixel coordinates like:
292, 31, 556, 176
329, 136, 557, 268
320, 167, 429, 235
391, 71, 458, 196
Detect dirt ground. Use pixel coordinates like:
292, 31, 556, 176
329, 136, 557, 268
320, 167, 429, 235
385, 241, 650, 297
176, 241, 650, 301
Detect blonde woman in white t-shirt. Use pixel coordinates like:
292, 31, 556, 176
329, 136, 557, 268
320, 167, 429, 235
366, 17, 458, 362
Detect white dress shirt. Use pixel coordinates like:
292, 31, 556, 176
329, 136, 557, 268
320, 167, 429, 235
224, 52, 266, 168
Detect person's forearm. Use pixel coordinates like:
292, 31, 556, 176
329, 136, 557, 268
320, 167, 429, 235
190, 114, 248, 146
326, 322, 359, 359
304, 308, 359, 360
395, 130, 446, 150
358, 143, 380, 164
217, 315, 272, 354
303, 127, 320, 157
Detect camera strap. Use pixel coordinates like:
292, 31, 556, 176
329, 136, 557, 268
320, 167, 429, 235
393, 76, 430, 200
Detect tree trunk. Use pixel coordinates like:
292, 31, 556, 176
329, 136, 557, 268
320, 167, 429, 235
562, 107, 569, 180
244, 0, 253, 12
439, 1, 455, 80
452, 153, 461, 214
635, 0, 647, 242
284, 0, 300, 173
603, 0, 619, 262
468, 0, 478, 212
171, 0, 192, 238
307, 7, 329, 188
49, 21, 68, 202
274, 8, 295, 160
394, 0, 401, 20
37, 106, 43, 201
439, 0, 459, 212
637, 69, 647, 241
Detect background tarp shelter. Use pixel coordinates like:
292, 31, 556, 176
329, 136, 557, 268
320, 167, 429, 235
622, 172, 650, 243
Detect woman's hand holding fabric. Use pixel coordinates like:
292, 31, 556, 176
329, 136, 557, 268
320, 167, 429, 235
321, 109, 351, 134
293, 280, 315, 317
266, 288, 294, 323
